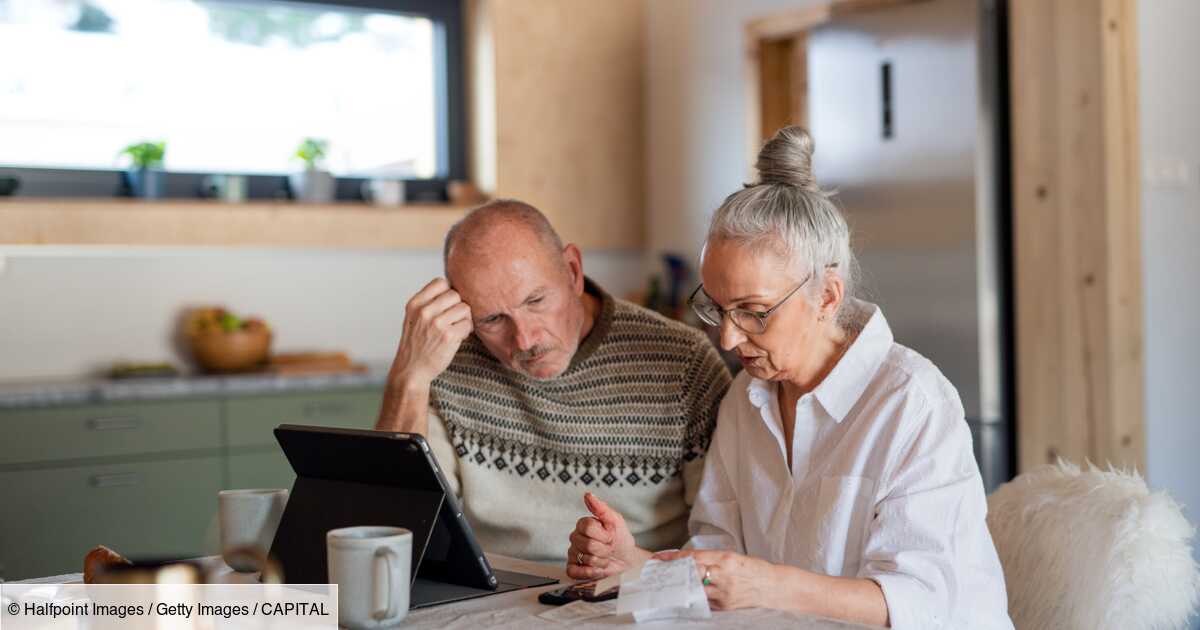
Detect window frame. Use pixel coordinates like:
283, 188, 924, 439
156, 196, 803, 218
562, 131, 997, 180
0, 0, 465, 202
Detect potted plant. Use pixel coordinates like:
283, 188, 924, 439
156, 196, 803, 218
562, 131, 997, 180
119, 140, 166, 199
289, 137, 335, 203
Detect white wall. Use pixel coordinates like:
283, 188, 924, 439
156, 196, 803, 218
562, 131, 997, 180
1139, 0, 1200, 597
0, 247, 644, 381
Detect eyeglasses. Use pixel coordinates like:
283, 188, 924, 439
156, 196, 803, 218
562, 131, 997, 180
688, 264, 836, 335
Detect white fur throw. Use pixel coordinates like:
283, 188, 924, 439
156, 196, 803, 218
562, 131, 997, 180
987, 461, 1200, 630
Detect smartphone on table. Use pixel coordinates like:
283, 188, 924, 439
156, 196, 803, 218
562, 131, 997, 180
538, 580, 620, 606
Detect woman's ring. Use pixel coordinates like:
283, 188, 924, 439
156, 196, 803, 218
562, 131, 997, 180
577, 552, 586, 566
702, 568, 712, 586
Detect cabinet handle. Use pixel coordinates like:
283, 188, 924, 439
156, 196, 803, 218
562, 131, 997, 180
86, 416, 141, 431
89, 473, 141, 488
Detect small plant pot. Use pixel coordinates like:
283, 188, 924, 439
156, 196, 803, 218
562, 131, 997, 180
289, 169, 335, 203
126, 168, 165, 199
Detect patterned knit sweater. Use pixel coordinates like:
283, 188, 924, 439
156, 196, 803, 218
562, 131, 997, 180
426, 279, 731, 563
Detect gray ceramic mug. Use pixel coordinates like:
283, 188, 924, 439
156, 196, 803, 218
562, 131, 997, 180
218, 488, 288, 572
327, 526, 412, 629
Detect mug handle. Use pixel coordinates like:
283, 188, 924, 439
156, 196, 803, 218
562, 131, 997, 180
371, 546, 403, 621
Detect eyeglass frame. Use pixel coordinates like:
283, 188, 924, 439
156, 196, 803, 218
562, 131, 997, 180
687, 263, 838, 335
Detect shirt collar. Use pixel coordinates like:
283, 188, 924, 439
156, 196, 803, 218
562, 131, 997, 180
747, 378, 773, 409
744, 299, 893, 423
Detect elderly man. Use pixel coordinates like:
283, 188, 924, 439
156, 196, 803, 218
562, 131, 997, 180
376, 199, 730, 564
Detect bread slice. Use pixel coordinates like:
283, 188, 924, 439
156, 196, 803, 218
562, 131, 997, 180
82, 545, 132, 584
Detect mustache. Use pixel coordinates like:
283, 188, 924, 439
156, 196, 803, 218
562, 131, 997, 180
513, 345, 555, 362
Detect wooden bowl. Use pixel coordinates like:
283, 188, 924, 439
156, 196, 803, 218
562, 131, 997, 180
189, 327, 272, 373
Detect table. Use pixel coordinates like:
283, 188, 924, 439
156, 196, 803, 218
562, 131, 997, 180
13, 555, 872, 629
406, 555, 872, 629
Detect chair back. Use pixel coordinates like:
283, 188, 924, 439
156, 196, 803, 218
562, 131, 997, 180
987, 461, 1200, 630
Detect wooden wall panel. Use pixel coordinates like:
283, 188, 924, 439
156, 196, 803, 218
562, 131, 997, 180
755, 34, 810, 144
1098, 0, 1145, 471
0, 200, 469, 249
759, 38, 796, 143
790, 33, 810, 132
486, 0, 645, 250
1010, 0, 1143, 472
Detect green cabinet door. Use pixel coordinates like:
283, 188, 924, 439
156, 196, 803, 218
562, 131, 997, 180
227, 451, 296, 491
224, 389, 384, 449
0, 456, 224, 580
0, 400, 221, 467
223, 388, 383, 489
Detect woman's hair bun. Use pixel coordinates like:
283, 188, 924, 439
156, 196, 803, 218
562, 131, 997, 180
755, 125, 817, 190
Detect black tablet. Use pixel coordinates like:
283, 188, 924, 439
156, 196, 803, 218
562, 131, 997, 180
269, 424, 555, 608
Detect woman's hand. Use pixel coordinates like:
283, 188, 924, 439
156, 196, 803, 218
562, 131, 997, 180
656, 550, 889, 625
566, 493, 650, 580
653, 549, 784, 611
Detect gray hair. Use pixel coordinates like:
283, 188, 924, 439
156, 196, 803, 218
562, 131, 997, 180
443, 198, 565, 271
705, 126, 859, 323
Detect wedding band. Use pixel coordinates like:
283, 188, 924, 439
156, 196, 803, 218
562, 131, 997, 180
703, 568, 712, 586
577, 552, 586, 566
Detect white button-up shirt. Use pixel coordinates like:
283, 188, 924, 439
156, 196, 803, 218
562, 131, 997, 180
688, 301, 1012, 630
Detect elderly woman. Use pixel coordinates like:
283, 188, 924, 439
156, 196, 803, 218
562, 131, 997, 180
566, 127, 1012, 629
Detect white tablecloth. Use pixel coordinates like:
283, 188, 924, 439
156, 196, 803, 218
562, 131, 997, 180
13, 554, 873, 629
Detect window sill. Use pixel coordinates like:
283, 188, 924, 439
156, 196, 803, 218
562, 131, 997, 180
0, 199, 474, 249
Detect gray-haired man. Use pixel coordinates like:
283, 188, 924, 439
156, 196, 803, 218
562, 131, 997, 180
376, 199, 730, 564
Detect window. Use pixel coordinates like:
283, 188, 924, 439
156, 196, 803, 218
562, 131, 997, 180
0, 0, 464, 199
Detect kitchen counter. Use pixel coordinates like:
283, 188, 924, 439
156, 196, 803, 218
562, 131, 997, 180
0, 365, 389, 409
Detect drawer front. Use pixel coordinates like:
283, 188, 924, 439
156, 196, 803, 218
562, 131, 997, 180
0, 456, 223, 581
228, 451, 296, 492
225, 389, 383, 448
0, 400, 222, 466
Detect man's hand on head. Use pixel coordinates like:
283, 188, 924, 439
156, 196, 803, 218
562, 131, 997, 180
389, 277, 474, 389
376, 278, 473, 434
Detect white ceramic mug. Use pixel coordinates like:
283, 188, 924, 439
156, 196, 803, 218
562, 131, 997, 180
327, 526, 411, 629
218, 488, 288, 572
361, 179, 405, 206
